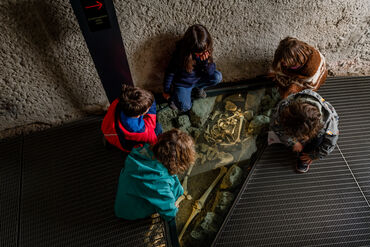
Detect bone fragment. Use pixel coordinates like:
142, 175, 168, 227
178, 166, 227, 241
214, 152, 234, 168
176, 164, 194, 206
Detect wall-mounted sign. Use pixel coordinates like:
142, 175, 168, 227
81, 0, 111, 32
70, 0, 133, 102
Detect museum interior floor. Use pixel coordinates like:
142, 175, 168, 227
1, 76, 370, 247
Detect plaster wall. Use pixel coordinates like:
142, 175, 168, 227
1, 0, 369, 138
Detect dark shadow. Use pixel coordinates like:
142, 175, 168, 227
132, 32, 180, 93
215, 55, 271, 83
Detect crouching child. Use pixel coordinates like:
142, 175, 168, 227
101, 84, 162, 152
114, 129, 195, 246
270, 89, 339, 173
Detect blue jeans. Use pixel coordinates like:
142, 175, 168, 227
172, 70, 222, 111
154, 122, 163, 136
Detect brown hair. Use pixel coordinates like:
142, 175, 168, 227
279, 101, 323, 141
118, 84, 154, 117
152, 129, 195, 175
272, 37, 313, 70
177, 24, 213, 73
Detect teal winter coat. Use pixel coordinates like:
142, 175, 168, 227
115, 144, 184, 221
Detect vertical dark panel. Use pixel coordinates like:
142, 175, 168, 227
70, 0, 133, 103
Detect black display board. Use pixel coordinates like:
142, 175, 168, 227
70, 0, 133, 103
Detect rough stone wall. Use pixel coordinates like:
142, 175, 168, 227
1, 0, 369, 138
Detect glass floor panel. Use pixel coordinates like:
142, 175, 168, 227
157, 86, 280, 246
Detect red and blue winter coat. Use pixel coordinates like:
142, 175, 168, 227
101, 99, 158, 152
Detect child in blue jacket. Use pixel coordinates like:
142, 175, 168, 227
115, 129, 195, 220
270, 90, 339, 173
162, 24, 222, 112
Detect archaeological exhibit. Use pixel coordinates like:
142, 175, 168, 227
155, 86, 280, 246
2, 0, 370, 246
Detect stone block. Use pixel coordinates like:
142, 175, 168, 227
157, 106, 177, 132
248, 115, 270, 135
245, 88, 265, 112
190, 97, 216, 127
177, 114, 191, 131
212, 191, 235, 214
239, 135, 257, 161
220, 165, 243, 190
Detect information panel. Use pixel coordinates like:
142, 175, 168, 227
70, 0, 133, 102
81, 0, 111, 32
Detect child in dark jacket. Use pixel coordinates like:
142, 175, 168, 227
270, 90, 339, 173
269, 37, 328, 99
163, 24, 222, 112
101, 84, 162, 152
115, 129, 195, 246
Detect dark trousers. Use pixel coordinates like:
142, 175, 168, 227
167, 218, 180, 247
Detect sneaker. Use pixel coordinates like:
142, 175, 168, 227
169, 101, 178, 110
296, 160, 310, 173
193, 88, 207, 98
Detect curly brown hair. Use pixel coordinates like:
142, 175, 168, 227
272, 37, 313, 70
118, 84, 154, 117
177, 24, 214, 73
152, 129, 195, 175
279, 101, 323, 141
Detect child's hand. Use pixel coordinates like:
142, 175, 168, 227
162, 92, 170, 100
292, 142, 303, 152
300, 153, 312, 164
195, 51, 210, 61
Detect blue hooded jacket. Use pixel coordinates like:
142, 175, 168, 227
115, 144, 184, 221
163, 43, 216, 93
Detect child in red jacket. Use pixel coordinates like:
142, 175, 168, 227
101, 84, 162, 152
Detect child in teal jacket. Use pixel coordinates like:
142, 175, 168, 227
115, 129, 195, 221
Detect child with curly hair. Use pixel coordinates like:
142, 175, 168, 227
270, 90, 339, 173
114, 129, 195, 246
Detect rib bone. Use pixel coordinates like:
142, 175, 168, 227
220, 115, 244, 146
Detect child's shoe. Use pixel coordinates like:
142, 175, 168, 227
296, 160, 310, 173
169, 101, 178, 110
193, 88, 207, 98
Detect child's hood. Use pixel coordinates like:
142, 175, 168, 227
124, 144, 173, 182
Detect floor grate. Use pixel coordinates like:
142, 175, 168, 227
213, 76, 370, 246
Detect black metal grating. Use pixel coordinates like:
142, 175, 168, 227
213, 76, 370, 246
18, 117, 168, 247
0, 137, 22, 247
320, 77, 370, 202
